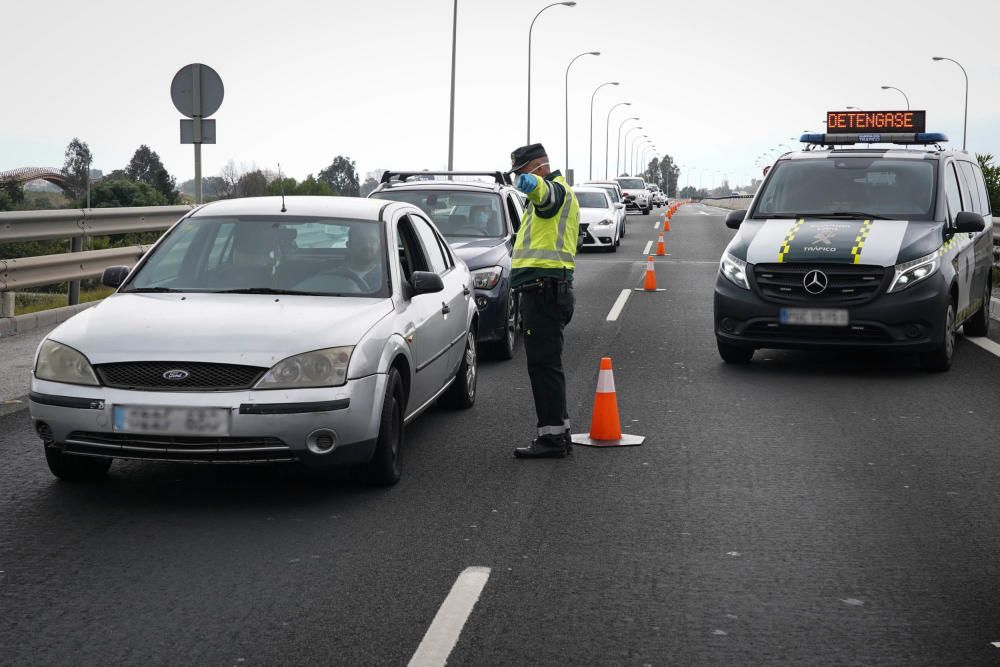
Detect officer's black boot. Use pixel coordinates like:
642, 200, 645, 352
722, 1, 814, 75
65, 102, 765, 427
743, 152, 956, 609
513, 434, 570, 459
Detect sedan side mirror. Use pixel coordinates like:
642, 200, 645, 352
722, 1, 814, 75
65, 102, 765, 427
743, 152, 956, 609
725, 210, 747, 230
954, 211, 985, 233
101, 265, 131, 288
410, 271, 444, 294
614, 202, 625, 210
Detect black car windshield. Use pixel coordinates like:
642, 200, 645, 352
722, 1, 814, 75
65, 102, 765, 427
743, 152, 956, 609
753, 157, 936, 221
576, 192, 610, 208
617, 178, 644, 189
371, 190, 505, 238
125, 216, 390, 297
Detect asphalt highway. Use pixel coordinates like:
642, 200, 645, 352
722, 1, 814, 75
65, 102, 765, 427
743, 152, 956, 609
3, 204, 1000, 666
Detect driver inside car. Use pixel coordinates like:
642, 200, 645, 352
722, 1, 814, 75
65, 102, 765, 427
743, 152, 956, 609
346, 223, 383, 291
468, 205, 499, 236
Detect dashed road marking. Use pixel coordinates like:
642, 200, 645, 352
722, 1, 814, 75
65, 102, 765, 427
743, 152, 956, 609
642, 241, 652, 255
606, 289, 631, 322
408, 567, 491, 667
965, 335, 1000, 359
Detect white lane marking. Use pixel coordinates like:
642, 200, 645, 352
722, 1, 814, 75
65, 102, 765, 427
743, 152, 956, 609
606, 289, 631, 321
642, 240, 652, 255
965, 335, 1000, 359
408, 567, 491, 667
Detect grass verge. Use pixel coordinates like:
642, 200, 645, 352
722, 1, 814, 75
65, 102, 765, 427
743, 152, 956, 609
14, 287, 115, 316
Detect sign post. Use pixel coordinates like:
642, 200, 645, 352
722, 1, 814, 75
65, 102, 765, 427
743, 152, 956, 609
171, 64, 224, 204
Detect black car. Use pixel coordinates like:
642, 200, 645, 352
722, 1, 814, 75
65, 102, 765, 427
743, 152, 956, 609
370, 171, 526, 359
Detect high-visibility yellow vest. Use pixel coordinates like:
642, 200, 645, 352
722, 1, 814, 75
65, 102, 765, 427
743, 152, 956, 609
512, 174, 580, 271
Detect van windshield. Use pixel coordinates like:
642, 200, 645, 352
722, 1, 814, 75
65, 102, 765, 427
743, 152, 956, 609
752, 157, 936, 221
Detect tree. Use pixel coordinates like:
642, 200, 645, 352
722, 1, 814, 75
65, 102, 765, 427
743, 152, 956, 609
235, 170, 268, 198
125, 145, 179, 203
2, 180, 25, 206
296, 174, 335, 196
0, 191, 13, 212
977, 154, 1000, 213
88, 179, 168, 208
318, 156, 360, 196
359, 176, 379, 196
61, 138, 93, 202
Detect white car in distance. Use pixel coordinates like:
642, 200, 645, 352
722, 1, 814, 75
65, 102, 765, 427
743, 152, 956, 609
575, 186, 621, 252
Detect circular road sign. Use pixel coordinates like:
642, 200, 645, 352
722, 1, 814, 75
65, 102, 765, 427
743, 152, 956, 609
170, 63, 224, 118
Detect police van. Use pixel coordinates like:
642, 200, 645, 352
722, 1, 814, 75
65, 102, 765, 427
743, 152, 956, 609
715, 111, 994, 371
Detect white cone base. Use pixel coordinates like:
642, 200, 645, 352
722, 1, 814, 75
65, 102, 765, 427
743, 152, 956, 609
571, 433, 645, 447
634, 288, 666, 292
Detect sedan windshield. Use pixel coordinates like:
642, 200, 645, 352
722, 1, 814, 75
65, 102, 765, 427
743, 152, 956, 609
753, 157, 936, 220
617, 178, 645, 189
371, 190, 506, 238
576, 192, 610, 209
125, 216, 389, 297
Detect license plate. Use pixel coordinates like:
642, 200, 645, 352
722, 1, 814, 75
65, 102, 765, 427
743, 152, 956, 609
112, 406, 231, 436
779, 308, 849, 327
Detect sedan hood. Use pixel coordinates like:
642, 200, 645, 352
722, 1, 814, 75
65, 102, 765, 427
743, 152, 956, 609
579, 208, 614, 225
46, 293, 393, 367
730, 218, 940, 267
448, 237, 510, 271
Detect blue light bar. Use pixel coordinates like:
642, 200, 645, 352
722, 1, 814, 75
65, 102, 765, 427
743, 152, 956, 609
799, 132, 949, 146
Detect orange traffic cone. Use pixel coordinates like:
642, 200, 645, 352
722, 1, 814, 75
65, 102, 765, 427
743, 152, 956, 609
572, 357, 645, 447
663, 217, 671, 232
636, 255, 665, 292
656, 232, 665, 256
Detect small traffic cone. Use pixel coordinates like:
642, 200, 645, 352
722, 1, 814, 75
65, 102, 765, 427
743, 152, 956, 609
572, 357, 644, 447
663, 217, 671, 232
656, 232, 665, 256
636, 255, 665, 292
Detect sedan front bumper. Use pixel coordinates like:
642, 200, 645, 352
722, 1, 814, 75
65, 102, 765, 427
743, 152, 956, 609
29, 374, 387, 468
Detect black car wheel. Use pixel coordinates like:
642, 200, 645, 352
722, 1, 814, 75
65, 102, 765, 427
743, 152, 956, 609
492, 291, 519, 360
921, 301, 956, 372
364, 367, 405, 486
963, 278, 991, 337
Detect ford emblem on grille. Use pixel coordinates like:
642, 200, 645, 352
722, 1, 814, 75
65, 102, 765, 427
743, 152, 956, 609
803, 270, 829, 295
163, 369, 190, 381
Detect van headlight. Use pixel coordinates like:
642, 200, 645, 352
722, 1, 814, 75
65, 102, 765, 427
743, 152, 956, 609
34, 339, 100, 386
720, 252, 750, 290
471, 266, 503, 290
888, 251, 940, 293
255, 347, 354, 389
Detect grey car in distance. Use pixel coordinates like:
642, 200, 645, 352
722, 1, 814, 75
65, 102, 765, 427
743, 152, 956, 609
29, 196, 479, 486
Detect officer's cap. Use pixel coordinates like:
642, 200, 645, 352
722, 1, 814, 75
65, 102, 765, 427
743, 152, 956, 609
510, 143, 547, 172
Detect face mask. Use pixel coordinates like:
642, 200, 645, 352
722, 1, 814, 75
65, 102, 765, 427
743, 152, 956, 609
528, 162, 550, 175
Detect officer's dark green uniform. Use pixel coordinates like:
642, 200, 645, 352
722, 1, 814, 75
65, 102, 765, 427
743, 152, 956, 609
508, 144, 580, 459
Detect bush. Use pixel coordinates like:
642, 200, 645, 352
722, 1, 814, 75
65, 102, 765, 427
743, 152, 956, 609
976, 154, 1000, 213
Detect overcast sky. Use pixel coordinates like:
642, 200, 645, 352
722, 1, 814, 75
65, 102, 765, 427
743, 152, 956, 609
4, 0, 999, 190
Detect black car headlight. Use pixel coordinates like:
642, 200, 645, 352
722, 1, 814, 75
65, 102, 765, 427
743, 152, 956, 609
720, 252, 750, 290
471, 266, 503, 290
888, 251, 940, 293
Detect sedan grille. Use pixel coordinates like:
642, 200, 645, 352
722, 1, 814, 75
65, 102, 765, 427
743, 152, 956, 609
95, 362, 267, 392
64, 432, 294, 463
753, 264, 886, 305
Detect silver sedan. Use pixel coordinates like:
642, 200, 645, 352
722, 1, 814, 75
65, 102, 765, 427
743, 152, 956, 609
29, 196, 479, 486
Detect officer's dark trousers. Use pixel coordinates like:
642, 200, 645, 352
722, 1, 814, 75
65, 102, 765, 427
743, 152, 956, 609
520, 284, 575, 438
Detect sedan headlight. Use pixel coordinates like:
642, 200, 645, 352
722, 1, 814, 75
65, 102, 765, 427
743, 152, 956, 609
720, 252, 750, 290
471, 266, 503, 290
255, 347, 354, 389
35, 339, 99, 386
887, 251, 940, 293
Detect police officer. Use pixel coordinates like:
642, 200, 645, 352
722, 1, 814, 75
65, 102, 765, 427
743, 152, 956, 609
508, 143, 581, 459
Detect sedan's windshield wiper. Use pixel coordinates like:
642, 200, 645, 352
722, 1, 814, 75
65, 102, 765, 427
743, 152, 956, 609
212, 287, 327, 296
124, 286, 183, 293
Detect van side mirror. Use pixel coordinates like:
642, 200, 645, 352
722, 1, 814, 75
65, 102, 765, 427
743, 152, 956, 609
410, 271, 444, 294
954, 211, 985, 233
101, 265, 131, 288
725, 210, 747, 230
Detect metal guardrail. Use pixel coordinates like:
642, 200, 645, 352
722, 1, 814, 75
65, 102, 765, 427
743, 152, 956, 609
0, 205, 192, 318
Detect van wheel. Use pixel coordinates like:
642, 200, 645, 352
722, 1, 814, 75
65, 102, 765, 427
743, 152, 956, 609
642, 207, 651, 216
921, 301, 956, 372
717, 340, 754, 363
364, 367, 404, 486
963, 280, 991, 337
441, 329, 477, 409
44, 447, 111, 481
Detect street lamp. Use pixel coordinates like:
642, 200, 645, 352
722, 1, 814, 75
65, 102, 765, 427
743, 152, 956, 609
447, 0, 458, 169
627, 134, 646, 177
605, 103, 631, 178
880, 85, 910, 110
620, 125, 642, 176
932, 56, 969, 150
564, 50, 600, 182
589, 81, 619, 180
633, 139, 651, 177
527, 1, 577, 143
639, 144, 654, 179
615, 117, 640, 176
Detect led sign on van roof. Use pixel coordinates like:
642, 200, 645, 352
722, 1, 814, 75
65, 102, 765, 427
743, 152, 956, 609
826, 110, 926, 134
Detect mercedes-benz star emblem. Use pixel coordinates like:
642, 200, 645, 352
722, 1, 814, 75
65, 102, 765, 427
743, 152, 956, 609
163, 369, 190, 381
803, 270, 829, 295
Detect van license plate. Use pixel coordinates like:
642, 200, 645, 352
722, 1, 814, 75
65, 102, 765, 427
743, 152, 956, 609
112, 406, 231, 436
780, 308, 849, 327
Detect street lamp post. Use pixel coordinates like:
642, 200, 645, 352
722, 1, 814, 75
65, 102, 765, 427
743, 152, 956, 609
615, 118, 640, 176
527, 1, 577, 143
605, 102, 631, 178
627, 134, 646, 177
620, 125, 642, 176
564, 50, 600, 182
447, 0, 458, 169
933, 56, 969, 150
880, 85, 910, 110
632, 139, 649, 177
589, 82, 619, 180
